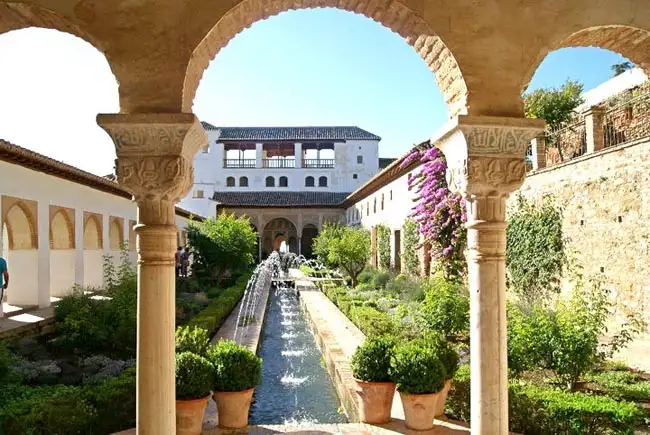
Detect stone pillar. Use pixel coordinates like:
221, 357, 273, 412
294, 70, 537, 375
294, 142, 302, 168
98, 113, 206, 435
298, 236, 302, 256
585, 106, 605, 153
530, 135, 546, 171
436, 115, 544, 435
37, 201, 50, 308
74, 208, 85, 287
256, 143, 263, 168
370, 226, 377, 268
258, 235, 263, 262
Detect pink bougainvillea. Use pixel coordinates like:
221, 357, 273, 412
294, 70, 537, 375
402, 144, 467, 279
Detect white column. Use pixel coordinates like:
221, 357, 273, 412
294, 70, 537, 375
585, 106, 605, 153
102, 214, 110, 253
37, 201, 50, 308
98, 113, 206, 435
436, 115, 544, 435
74, 208, 85, 287
256, 142, 263, 169
258, 236, 263, 262
294, 142, 302, 168
530, 135, 546, 171
298, 236, 302, 256
123, 218, 130, 250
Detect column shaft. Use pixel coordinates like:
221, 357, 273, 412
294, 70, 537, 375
585, 107, 605, 153
74, 208, 85, 286
37, 202, 50, 307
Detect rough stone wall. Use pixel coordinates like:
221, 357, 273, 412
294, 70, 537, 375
512, 139, 650, 356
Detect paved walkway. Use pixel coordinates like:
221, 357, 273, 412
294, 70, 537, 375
0, 306, 55, 339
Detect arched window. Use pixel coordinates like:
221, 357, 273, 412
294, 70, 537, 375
226, 176, 235, 187
266, 176, 275, 187
239, 176, 249, 187
305, 176, 315, 187
318, 176, 328, 187
279, 176, 288, 187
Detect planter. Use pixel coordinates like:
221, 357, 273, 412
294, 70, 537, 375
176, 394, 211, 435
213, 388, 255, 429
399, 391, 440, 431
354, 380, 396, 424
434, 379, 452, 417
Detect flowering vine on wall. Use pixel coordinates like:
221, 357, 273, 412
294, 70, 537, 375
401, 144, 467, 280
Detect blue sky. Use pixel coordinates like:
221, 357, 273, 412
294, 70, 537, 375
0, 8, 630, 175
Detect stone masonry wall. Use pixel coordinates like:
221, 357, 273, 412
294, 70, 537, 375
511, 138, 650, 366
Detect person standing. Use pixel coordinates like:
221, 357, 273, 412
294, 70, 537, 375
175, 247, 182, 278
180, 247, 191, 278
0, 256, 8, 317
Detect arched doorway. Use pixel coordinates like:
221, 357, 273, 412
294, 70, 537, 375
301, 224, 319, 259
262, 218, 298, 257
2, 199, 38, 306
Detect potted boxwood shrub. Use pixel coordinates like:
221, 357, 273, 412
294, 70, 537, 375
390, 341, 446, 430
208, 340, 262, 429
176, 351, 214, 435
420, 334, 459, 417
350, 336, 396, 424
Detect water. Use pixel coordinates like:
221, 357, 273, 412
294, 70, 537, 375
249, 283, 348, 425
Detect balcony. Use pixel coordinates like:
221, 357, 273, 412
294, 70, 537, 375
303, 159, 335, 169
223, 159, 256, 169
263, 159, 296, 169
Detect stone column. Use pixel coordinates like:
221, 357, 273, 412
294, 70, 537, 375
298, 236, 302, 256
37, 201, 50, 308
436, 115, 544, 435
98, 113, 206, 435
256, 143, 263, 168
530, 135, 546, 171
74, 208, 85, 287
585, 106, 605, 153
294, 142, 302, 168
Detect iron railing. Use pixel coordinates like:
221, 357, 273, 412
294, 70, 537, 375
303, 159, 335, 169
223, 159, 256, 169
545, 118, 587, 165
263, 159, 296, 169
603, 91, 650, 148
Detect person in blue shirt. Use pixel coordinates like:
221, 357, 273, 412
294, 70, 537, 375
0, 256, 8, 303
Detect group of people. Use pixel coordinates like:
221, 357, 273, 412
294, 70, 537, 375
175, 247, 191, 278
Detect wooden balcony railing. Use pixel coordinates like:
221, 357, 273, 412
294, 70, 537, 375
263, 159, 296, 169
223, 159, 256, 168
303, 159, 335, 169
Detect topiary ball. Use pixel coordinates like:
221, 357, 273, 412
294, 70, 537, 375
176, 352, 213, 400
208, 340, 262, 392
417, 333, 460, 380
390, 341, 446, 394
351, 336, 396, 383
175, 326, 210, 357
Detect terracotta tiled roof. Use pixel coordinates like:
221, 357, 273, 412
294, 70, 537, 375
213, 191, 350, 208
200, 122, 380, 142
0, 139, 204, 220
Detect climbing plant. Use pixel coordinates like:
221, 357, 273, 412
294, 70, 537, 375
376, 224, 391, 270
506, 194, 566, 305
401, 219, 420, 276
401, 145, 466, 280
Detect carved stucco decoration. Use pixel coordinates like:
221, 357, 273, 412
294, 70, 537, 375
96, 113, 207, 203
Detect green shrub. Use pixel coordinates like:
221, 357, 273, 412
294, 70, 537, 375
507, 303, 554, 376
420, 276, 469, 340
417, 333, 459, 380
446, 364, 471, 421
208, 340, 261, 392
351, 336, 396, 383
0, 385, 96, 434
187, 276, 249, 336
299, 265, 315, 277
349, 306, 395, 337
385, 274, 425, 301
357, 268, 379, 286
376, 224, 391, 270
0, 340, 12, 382
587, 370, 650, 401
391, 341, 446, 394
176, 352, 214, 400
509, 382, 643, 434
175, 326, 210, 357
84, 367, 136, 433
373, 271, 393, 289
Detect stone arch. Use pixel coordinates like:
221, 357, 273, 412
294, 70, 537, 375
305, 176, 315, 187
83, 213, 102, 250
49, 207, 74, 250
3, 199, 37, 250
239, 176, 249, 187
318, 176, 328, 187
523, 25, 650, 94
183, 2, 469, 117
301, 223, 319, 258
266, 176, 275, 187
226, 176, 235, 187
109, 217, 124, 250
263, 217, 298, 253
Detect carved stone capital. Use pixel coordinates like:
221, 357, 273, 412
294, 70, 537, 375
96, 113, 207, 204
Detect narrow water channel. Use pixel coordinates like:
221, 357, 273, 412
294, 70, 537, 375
250, 282, 348, 424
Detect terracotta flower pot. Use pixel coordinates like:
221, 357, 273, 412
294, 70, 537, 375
213, 388, 255, 429
434, 379, 452, 417
176, 394, 211, 435
399, 391, 440, 431
354, 380, 396, 424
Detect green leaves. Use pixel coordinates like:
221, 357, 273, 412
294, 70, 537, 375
175, 352, 213, 400
175, 326, 210, 357
313, 225, 371, 287
208, 340, 261, 392
351, 336, 396, 383
376, 224, 391, 270
524, 79, 585, 131
390, 341, 446, 394
401, 219, 420, 276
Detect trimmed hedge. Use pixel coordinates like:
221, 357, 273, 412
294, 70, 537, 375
446, 365, 643, 434
349, 306, 395, 337
351, 336, 396, 382
187, 274, 250, 336
208, 340, 261, 392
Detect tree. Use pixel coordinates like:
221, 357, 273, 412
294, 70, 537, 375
524, 79, 584, 162
611, 61, 633, 77
312, 223, 345, 267
187, 213, 257, 283
314, 226, 370, 287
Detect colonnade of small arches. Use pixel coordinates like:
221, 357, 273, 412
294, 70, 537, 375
223, 175, 329, 188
